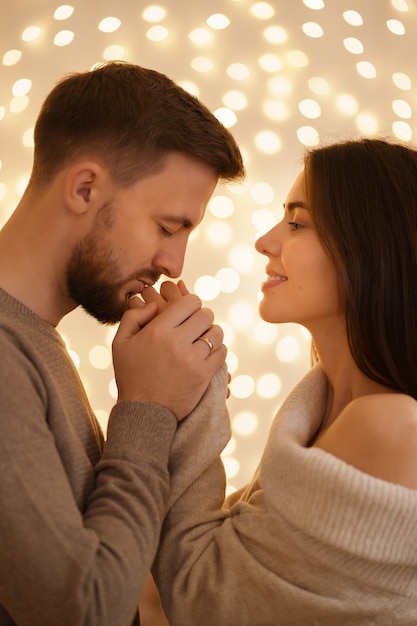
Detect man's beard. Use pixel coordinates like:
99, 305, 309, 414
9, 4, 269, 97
66, 231, 130, 324
66, 225, 160, 325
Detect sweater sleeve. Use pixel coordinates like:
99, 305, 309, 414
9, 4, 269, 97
0, 331, 176, 626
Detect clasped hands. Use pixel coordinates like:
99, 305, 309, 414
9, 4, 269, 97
112, 280, 227, 421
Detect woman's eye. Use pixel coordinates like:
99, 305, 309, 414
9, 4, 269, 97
287, 220, 303, 231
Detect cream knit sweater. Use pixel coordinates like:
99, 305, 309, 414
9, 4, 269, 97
155, 364, 417, 625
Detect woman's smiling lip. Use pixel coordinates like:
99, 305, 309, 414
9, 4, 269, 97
261, 273, 288, 291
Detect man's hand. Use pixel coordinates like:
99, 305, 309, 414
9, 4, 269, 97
112, 287, 226, 421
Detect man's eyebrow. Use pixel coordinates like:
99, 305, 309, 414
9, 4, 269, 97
163, 216, 194, 229
283, 201, 307, 212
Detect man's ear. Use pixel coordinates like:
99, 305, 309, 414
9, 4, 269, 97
64, 161, 105, 215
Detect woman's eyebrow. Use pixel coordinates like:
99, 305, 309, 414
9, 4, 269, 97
283, 201, 307, 211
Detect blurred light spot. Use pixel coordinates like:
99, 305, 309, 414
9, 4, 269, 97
223, 90, 248, 111
189, 28, 212, 44
257, 372, 282, 398
258, 53, 283, 72
223, 456, 240, 479
250, 182, 274, 204
233, 411, 258, 435
227, 63, 250, 80
226, 350, 238, 374
191, 56, 213, 72
226, 484, 237, 497
287, 50, 309, 67
214, 107, 237, 128
68, 349, 80, 368
16, 175, 29, 196
392, 72, 411, 90
229, 374, 255, 398
219, 321, 235, 348
54, 5, 74, 20
302, 22, 324, 38
297, 125, 320, 146
356, 61, 376, 78
263, 99, 289, 121
98, 17, 121, 33
54, 30, 75, 46
60, 332, 70, 348
22, 26, 41, 41
276, 336, 299, 362
146, 25, 169, 41
105, 325, 118, 346
251, 2, 275, 19
23, 128, 34, 147
179, 80, 199, 95
109, 379, 117, 400
206, 220, 233, 245
343, 10, 363, 25
263, 25, 288, 44
303, 0, 325, 7
10, 96, 29, 113
2, 49, 22, 66
392, 120, 412, 141
355, 112, 378, 134
229, 245, 256, 272
308, 76, 329, 95
391, 0, 409, 9
207, 13, 230, 29
386, 19, 405, 34
253, 320, 279, 344
298, 98, 321, 118
12, 78, 32, 96
255, 130, 282, 154
252, 208, 277, 232
228, 302, 255, 329
209, 195, 235, 218
216, 267, 240, 293
89, 345, 112, 369
343, 37, 364, 54
103, 45, 125, 60
336, 94, 359, 115
268, 76, 291, 96
189, 228, 199, 243
392, 99, 411, 118
194, 275, 220, 301
94, 409, 109, 435
142, 5, 166, 21
222, 437, 236, 455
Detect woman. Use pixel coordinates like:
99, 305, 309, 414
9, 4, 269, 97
150, 138, 417, 625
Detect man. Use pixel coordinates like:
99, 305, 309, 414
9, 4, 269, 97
0, 61, 244, 625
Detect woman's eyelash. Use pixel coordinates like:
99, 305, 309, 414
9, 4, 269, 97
287, 220, 303, 231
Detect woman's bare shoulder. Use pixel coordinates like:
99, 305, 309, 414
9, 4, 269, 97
314, 393, 417, 489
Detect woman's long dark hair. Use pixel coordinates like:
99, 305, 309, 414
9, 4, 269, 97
304, 138, 417, 398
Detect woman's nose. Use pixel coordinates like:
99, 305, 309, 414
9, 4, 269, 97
255, 224, 279, 256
